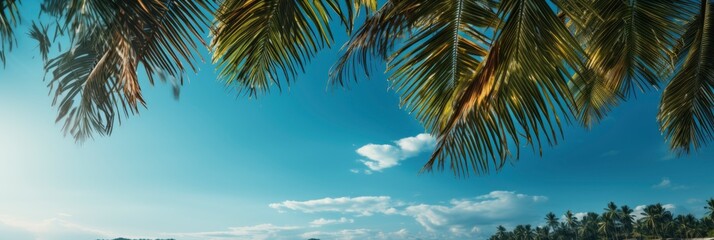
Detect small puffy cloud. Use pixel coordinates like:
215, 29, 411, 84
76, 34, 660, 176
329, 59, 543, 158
269, 196, 399, 216
401, 191, 548, 233
169, 224, 300, 240
357, 134, 436, 172
652, 177, 689, 190
653, 178, 672, 189
309, 217, 354, 227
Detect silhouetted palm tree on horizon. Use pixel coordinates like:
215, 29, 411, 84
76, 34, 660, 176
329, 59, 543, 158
491, 199, 714, 240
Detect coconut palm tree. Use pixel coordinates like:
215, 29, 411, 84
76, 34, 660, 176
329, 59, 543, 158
598, 214, 616, 240
563, 210, 578, 239
493, 225, 508, 240
641, 203, 673, 238
578, 212, 599, 240
619, 205, 634, 239
8, 0, 714, 176
545, 212, 560, 231
534, 226, 549, 240
675, 214, 702, 239
603, 202, 620, 238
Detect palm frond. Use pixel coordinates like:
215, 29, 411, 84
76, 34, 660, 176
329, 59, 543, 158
0, 0, 20, 65
572, 0, 696, 127
44, 0, 214, 141
422, 0, 584, 176
211, 0, 353, 96
389, 0, 494, 141
658, 0, 714, 154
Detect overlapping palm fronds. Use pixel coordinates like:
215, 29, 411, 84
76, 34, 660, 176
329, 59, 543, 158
0, 0, 20, 65
571, 0, 696, 127
41, 0, 214, 141
8, 0, 714, 175
211, 0, 359, 96
331, 0, 714, 176
331, 0, 584, 176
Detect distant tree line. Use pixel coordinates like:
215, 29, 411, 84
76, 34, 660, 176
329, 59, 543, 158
98, 238, 175, 240
490, 199, 714, 240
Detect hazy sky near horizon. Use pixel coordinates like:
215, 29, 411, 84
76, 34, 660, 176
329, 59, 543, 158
1, 3, 714, 240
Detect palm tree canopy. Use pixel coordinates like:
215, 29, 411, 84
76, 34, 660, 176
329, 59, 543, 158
706, 198, 714, 219
5, 0, 714, 176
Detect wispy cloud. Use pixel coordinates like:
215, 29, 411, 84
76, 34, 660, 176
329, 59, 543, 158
269, 196, 400, 216
0, 215, 113, 240
168, 224, 301, 240
401, 191, 548, 233
301, 228, 410, 240
652, 178, 672, 188
271, 191, 547, 239
170, 225, 414, 240
652, 177, 689, 190
309, 217, 354, 227
356, 133, 436, 172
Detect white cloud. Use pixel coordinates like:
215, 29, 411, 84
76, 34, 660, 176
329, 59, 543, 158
301, 228, 412, 240
356, 133, 436, 172
0, 215, 113, 240
309, 217, 354, 227
269, 196, 399, 216
401, 191, 548, 234
653, 178, 672, 188
652, 177, 689, 190
270, 191, 547, 239
301, 229, 373, 240
169, 224, 300, 240
172, 225, 412, 240
572, 212, 589, 222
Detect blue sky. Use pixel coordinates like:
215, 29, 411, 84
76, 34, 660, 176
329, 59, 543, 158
1, 3, 714, 240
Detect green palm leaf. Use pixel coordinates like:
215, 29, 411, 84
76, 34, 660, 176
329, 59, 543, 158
211, 0, 354, 96
43, 0, 214, 141
572, 0, 695, 127
0, 0, 20, 65
658, 0, 714, 154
